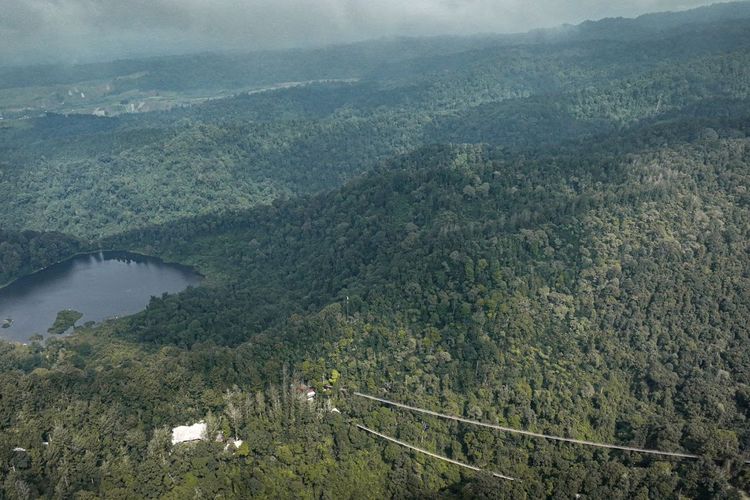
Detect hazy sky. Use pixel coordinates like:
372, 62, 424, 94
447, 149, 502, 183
0, 0, 719, 64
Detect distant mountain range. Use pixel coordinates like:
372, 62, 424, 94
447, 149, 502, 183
1, 2, 750, 498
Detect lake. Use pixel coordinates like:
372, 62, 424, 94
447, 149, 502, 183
0, 251, 202, 343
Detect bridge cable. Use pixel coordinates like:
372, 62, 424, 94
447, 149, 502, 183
353, 391, 743, 462
356, 423, 518, 481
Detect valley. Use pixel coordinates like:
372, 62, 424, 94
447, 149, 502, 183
1, 3, 750, 498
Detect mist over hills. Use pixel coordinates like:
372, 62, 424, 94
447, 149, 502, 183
1, 0, 734, 65
4, 1, 750, 88
1, 2, 750, 498
2, 2, 750, 238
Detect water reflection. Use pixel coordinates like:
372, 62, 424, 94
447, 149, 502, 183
0, 251, 202, 342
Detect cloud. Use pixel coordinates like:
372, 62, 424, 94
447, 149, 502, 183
0, 0, 717, 64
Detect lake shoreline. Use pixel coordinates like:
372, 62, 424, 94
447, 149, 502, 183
0, 250, 203, 343
0, 248, 204, 291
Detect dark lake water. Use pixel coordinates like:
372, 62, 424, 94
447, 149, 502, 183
0, 251, 202, 343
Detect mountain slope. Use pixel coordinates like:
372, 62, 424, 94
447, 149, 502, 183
3, 7, 750, 238
2, 3, 750, 498
4, 117, 748, 496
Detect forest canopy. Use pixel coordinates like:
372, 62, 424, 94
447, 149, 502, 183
1, 3, 750, 498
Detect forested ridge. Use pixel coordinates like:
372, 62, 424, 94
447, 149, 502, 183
2, 6, 750, 238
1, 3, 750, 498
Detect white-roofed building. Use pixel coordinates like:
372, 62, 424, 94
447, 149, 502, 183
171, 421, 207, 445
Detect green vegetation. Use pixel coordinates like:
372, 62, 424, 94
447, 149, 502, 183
0, 230, 83, 286
4, 115, 750, 497
2, 6, 750, 239
47, 310, 83, 335
1, 3, 750, 498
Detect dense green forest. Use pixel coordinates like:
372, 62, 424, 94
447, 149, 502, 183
1, 2, 750, 498
0, 230, 83, 286
2, 4, 750, 239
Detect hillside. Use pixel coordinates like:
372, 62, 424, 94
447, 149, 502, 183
1, 2, 750, 498
2, 9, 750, 238
1, 110, 747, 496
